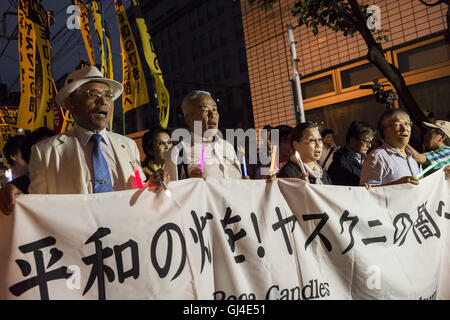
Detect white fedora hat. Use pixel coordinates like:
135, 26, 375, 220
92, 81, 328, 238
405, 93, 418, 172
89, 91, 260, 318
55, 66, 123, 108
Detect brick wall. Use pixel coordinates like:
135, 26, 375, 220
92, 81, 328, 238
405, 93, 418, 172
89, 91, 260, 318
241, 0, 448, 129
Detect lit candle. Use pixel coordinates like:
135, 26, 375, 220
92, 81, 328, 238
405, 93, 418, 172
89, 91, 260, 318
162, 181, 171, 197
237, 145, 248, 178
134, 168, 144, 189
242, 156, 248, 177
198, 145, 205, 170
415, 162, 438, 179
270, 145, 277, 173
295, 151, 307, 175
5, 169, 12, 183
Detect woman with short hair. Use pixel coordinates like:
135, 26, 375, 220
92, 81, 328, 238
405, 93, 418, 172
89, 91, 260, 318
141, 126, 172, 182
278, 122, 332, 185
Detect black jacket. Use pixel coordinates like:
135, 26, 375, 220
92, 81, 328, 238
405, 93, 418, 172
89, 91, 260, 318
11, 174, 30, 194
278, 161, 333, 185
327, 146, 362, 186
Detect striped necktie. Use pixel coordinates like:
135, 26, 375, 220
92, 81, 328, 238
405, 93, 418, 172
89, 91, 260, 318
90, 134, 114, 193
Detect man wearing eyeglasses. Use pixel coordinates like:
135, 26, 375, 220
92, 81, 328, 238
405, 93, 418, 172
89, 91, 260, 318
360, 109, 420, 187
328, 121, 376, 186
0, 66, 146, 215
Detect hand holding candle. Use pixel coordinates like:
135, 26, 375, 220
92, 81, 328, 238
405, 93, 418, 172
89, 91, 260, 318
147, 168, 172, 197
159, 165, 171, 197
295, 151, 309, 182
131, 161, 144, 189
270, 145, 277, 175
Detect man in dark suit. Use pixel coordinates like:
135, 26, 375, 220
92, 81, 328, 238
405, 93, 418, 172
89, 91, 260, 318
328, 121, 376, 186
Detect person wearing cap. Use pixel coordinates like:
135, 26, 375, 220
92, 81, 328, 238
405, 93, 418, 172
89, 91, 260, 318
360, 109, 421, 187
407, 120, 450, 177
0, 66, 149, 215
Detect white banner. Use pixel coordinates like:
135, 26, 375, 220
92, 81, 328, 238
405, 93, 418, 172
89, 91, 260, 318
0, 170, 449, 300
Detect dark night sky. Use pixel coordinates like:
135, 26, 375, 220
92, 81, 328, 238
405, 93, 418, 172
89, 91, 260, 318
0, 0, 131, 114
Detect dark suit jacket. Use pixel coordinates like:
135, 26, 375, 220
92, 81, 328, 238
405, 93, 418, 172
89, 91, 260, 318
327, 146, 362, 186
11, 174, 30, 194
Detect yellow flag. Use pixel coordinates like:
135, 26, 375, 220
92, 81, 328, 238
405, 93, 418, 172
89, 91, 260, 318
91, 0, 114, 130
16, 0, 37, 130
33, 1, 54, 130
0, 109, 17, 126
60, 110, 76, 133
0, 108, 18, 167
105, 22, 114, 80
62, 0, 94, 133
91, 0, 107, 77
73, 0, 95, 67
115, 0, 149, 113
131, 0, 170, 128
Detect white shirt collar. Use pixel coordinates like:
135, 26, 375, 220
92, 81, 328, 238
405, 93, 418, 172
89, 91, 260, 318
74, 125, 110, 147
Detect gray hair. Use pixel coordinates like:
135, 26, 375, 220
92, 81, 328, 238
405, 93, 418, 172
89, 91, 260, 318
378, 109, 411, 138
181, 90, 213, 117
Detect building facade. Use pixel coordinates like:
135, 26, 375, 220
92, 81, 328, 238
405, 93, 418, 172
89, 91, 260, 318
125, 0, 254, 135
241, 0, 449, 146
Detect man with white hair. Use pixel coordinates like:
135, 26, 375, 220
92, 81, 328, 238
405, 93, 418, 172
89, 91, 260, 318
165, 90, 242, 180
360, 109, 421, 186
0, 66, 146, 214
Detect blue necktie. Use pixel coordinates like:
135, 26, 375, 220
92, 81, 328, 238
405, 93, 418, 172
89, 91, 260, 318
90, 134, 114, 193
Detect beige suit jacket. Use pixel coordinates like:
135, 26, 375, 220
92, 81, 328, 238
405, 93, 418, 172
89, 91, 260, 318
28, 130, 143, 194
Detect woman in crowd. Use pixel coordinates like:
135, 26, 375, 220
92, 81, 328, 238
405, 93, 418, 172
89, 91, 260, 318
2, 127, 54, 194
141, 126, 172, 182
255, 124, 292, 179
278, 122, 332, 184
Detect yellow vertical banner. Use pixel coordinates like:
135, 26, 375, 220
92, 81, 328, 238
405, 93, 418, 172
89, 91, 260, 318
105, 22, 114, 130
0, 109, 18, 126
73, 0, 95, 67
33, 1, 54, 130
17, 0, 36, 131
61, 0, 94, 133
60, 110, 76, 133
0, 108, 18, 166
105, 22, 114, 80
131, 0, 170, 128
91, 0, 114, 130
114, 0, 149, 113
91, 0, 107, 77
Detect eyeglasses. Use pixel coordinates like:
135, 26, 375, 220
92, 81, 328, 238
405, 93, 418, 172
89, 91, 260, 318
80, 89, 114, 101
360, 138, 373, 145
301, 138, 323, 145
389, 120, 413, 130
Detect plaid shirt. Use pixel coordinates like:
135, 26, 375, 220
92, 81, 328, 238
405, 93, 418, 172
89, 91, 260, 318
425, 145, 450, 172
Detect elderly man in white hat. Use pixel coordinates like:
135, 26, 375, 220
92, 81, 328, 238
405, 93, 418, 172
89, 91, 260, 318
0, 66, 147, 214
407, 120, 450, 176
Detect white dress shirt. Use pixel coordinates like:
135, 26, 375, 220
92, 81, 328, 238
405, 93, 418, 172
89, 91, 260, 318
166, 133, 242, 180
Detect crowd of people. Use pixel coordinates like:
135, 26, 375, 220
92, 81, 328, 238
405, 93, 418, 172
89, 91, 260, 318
0, 66, 449, 215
